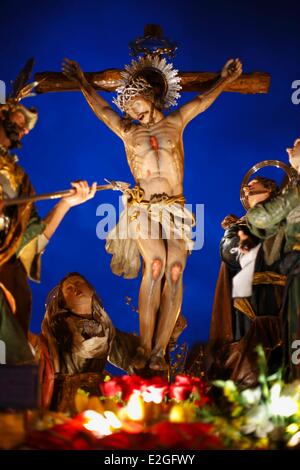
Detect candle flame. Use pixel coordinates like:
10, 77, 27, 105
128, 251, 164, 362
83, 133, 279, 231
103, 411, 122, 429
126, 392, 145, 421
82, 410, 112, 437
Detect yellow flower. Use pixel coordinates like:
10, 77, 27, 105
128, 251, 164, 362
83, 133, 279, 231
231, 406, 243, 417
169, 404, 186, 423
231, 418, 244, 429
87, 396, 105, 414
74, 389, 89, 413
255, 437, 269, 449
286, 423, 299, 434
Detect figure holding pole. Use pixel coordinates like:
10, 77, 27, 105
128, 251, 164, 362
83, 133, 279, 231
0, 61, 97, 363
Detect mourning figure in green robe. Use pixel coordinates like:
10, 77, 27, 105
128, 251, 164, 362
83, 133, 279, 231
247, 139, 300, 380
209, 175, 286, 387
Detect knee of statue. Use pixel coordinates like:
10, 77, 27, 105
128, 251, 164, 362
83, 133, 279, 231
170, 261, 183, 283
151, 258, 164, 280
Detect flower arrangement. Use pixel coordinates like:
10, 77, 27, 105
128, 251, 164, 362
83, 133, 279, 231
198, 346, 300, 449
25, 347, 300, 450
26, 374, 219, 450
74, 374, 211, 434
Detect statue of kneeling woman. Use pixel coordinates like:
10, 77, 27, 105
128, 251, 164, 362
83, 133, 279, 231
30, 272, 140, 412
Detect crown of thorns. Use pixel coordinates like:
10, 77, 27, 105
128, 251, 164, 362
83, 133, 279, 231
113, 76, 155, 112
113, 55, 181, 112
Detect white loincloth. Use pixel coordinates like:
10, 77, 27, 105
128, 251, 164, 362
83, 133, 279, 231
105, 195, 194, 279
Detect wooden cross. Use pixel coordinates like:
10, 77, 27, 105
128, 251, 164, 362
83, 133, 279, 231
34, 25, 270, 95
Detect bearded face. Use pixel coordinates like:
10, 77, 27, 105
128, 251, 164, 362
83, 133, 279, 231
124, 95, 154, 124
0, 109, 30, 149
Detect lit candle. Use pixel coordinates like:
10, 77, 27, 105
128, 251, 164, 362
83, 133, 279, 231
169, 404, 186, 423
126, 392, 145, 421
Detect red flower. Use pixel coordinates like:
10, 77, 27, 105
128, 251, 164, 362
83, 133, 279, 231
140, 376, 169, 403
100, 374, 209, 405
120, 375, 143, 401
150, 421, 223, 450
194, 396, 212, 407
93, 422, 223, 450
94, 431, 158, 450
26, 419, 99, 450
169, 375, 207, 402
100, 377, 123, 399
100, 375, 142, 402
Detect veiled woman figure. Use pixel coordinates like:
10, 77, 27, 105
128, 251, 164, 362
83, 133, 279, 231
36, 272, 139, 411
42, 272, 115, 375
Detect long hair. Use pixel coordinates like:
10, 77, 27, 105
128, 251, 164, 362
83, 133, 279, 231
41, 273, 114, 373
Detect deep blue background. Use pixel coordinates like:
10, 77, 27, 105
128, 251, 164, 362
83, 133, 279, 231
1, 0, 300, 350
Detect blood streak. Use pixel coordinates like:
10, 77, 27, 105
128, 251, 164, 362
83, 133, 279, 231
150, 135, 159, 151
150, 135, 160, 174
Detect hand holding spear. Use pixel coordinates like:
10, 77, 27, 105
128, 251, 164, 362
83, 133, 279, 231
1, 179, 131, 208
0, 178, 132, 245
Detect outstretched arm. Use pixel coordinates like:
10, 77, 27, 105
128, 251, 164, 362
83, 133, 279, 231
62, 59, 124, 138
246, 145, 300, 235
246, 184, 300, 236
176, 59, 242, 128
43, 180, 97, 240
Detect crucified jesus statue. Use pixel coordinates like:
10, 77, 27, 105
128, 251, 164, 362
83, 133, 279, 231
62, 55, 242, 371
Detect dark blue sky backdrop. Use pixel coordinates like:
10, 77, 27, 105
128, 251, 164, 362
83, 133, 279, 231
1, 0, 300, 350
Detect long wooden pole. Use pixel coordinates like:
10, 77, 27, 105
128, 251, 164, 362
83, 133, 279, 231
2, 182, 122, 207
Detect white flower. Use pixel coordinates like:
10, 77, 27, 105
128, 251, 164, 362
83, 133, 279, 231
241, 404, 274, 438
240, 387, 261, 406
268, 382, 298, 418
269, 396, 298, 418
287, 431, 300, 448
270, 383, 281, 401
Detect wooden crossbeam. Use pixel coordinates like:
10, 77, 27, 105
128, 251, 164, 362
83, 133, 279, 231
35, 69, 270, 95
